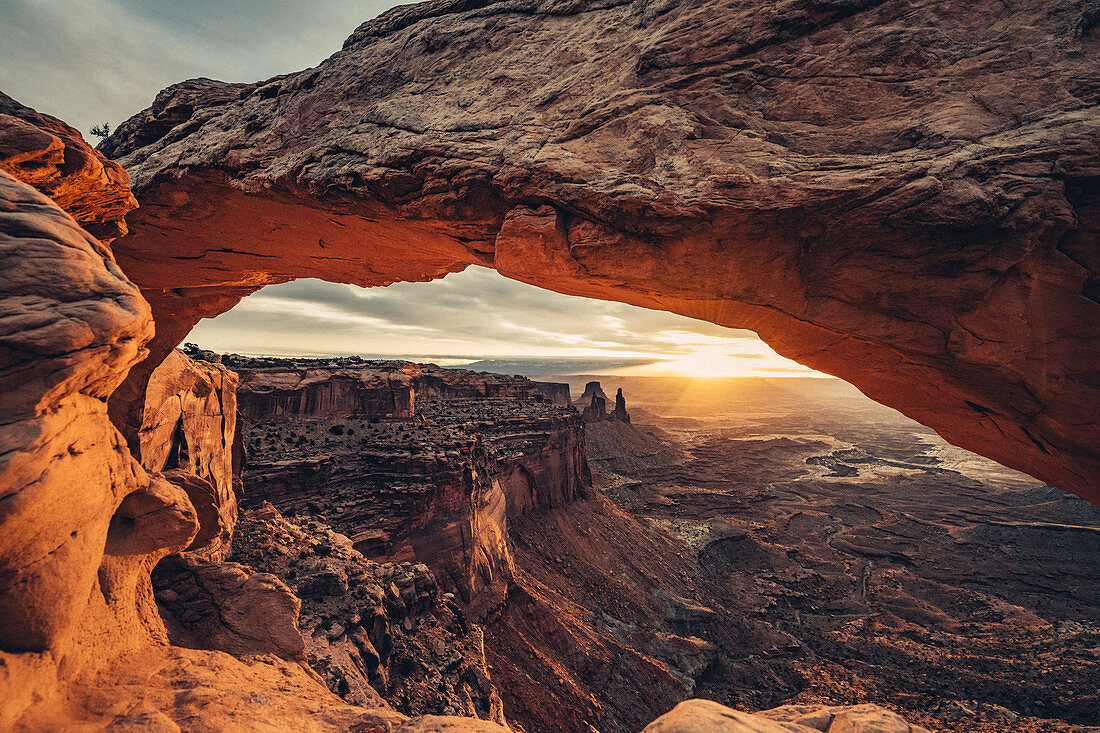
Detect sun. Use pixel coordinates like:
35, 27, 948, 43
652, 348, 749, 378
613, 342, 827, 379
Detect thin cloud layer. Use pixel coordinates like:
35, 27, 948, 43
186, 268, 824, 377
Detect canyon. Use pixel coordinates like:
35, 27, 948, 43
0, 0, 1097, 729
137, 353, 1100, 731
155, 353, 1014, 732
231, 354, 586, 610
577, 376, 1100, 731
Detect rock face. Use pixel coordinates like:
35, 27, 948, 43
239, 361, 590, 611
233, 357, 569, 422
0, 169, 194, 726
0, 168, 155, 685
0, 0, 1097, 726
237, 365, 417, 421
574, 381, 632, 422
575, 381, 610, 421
612, 388, 631, 423
403, 362, 570, 405
100, 0, 1099, 504
141, 349, 241, 560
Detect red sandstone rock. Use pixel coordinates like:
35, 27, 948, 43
0, 170, 188, 725
0, 93, 137, 242
0, 2, 1096, 728
142, 349, 240, 560
240, 385, 589, 612
100, 0, 1098, 503
612, 387, 631, 423
644, 700, 931, 733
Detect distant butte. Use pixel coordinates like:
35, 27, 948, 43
574, 381, 632, 423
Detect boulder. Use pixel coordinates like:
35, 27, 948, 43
644, 700, 931, 733
153, 554, 306, 660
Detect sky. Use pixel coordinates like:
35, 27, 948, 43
0, 0, 394, 136
0, 0, 826, 379
186, 268, 823, 378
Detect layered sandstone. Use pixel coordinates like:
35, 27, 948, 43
100, 0, 1100, 504
0, 170, 173, 727
241, 380, 590, 611
0, 0, 1098, 726
236, 364, 417, 420
231, 355, 571, 421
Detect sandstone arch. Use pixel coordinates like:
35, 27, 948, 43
100, 0, 1098, 501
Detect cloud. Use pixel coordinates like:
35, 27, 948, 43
184, 267, 824, 378
0, 0, 395, 135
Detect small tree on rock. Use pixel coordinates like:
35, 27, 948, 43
89, 122, 111, 139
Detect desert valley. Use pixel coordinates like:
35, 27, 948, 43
142, 349, 1098, 732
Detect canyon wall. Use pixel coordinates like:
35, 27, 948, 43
240, 386, 590, 612
100, 0, 1099, 504
0, 160, 195, 726
233, 359, 570, 421
237, 367, 417, 420
409, 363, 571, 405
